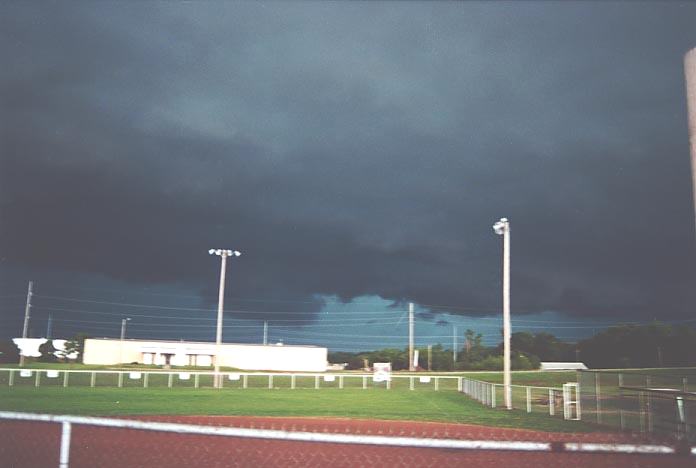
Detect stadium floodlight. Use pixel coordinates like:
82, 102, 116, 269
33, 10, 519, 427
208, 248, 242, 388
492, 217, 512, 410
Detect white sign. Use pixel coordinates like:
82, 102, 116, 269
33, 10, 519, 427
19, 370, 32, 378
323, 375, 335, 382
372, 362, 391, 382
419, 376, 431, 383
178, 373, 190, 380
47, 370, 59, 378
129, 372, 142, 380
228, 373, 240, 381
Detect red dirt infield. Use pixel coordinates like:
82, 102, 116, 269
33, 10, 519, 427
1, 416, 693, 467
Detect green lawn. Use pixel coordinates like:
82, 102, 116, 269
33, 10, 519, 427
0, 386, 595, 433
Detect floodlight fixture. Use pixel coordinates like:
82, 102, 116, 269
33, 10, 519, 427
493, 218, 508, 235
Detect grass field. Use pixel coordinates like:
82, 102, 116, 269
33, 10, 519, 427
0, 386, 595, 433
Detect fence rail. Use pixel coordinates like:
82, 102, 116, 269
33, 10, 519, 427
0, 368, 467, 391
457, 375, 573, 419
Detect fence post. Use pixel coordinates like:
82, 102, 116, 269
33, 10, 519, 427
434, 377, 439, 391
168, 373, 173, 389
268, 375, 273, 389
59, 421, 72, 468
8, 370, 14, 387
242, 374, 247, 389
595, 372, 602, 424
457, 377, 462, 392
315, 375, 319, 390
409, 377, 414, 391
491, 384, 496, 408
291, 374, 296, 390
118, 373, 123, 388
549, 389, 554, 416
63, 371, 69, 388
339, 375, 344, 390
194, 373, 200, 389
683, 377, 688, 393
90, 372, 96, 388
362, 375, 367, 390
386, 378, 391, 390
526, 386, 532, 412
144, 373, 149, 388
35, 371, 41, 388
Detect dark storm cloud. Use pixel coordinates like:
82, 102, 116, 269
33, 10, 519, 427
1, 2, 695, 323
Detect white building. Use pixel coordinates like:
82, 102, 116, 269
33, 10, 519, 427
83, 338, 328, 372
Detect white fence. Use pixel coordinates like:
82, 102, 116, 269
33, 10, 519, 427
0, 368, 466, 391
457, 375, 578, 420
0, 411, 691, 468
1, 368, 574, 419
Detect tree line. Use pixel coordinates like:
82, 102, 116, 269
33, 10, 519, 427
329, 323, 696, 371
2, 323, 694, 370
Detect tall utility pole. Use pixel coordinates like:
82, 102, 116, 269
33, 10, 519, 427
408, 302, 415, 371
263, 321, 268, 345
493, 217, 512, 410
684, 48, 696, 235
19, 281, 33, 366
209, 249, 241, 388
119, 317, 131, 364
427, 344, 432, 371
452, 325, 457, 364
46, 313, 53, 339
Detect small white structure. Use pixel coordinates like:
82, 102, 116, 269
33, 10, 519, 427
83, 338, 327, 372
12, 338, 47, 357
540, 362, 588, 371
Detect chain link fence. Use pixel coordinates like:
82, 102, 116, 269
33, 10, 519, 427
1, 411, 694, 468
578, 370, 696, 442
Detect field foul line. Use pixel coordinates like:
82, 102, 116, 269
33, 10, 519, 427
0, 411, 693, 456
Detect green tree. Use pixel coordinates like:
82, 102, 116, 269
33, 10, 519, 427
38, 340, 58, 363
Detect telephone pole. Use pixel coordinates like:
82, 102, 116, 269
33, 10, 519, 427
263, 321, 268, 345
452, 325, 457, 364
46, 313, 53, 339
19, 281, 33, 366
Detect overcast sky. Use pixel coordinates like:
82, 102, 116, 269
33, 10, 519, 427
1, 2, 695, 351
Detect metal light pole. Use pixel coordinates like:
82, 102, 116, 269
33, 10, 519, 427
119, 317, 131, 365
493, 217, 512, 410
684, 48, 696, 235
209, 248, 241, 388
